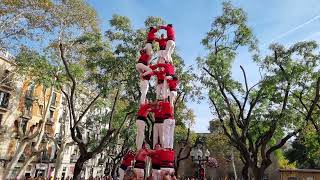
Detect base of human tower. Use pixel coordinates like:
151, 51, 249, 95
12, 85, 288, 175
119, 141, 176, 180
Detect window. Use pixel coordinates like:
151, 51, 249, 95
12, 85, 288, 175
2, 70, 12, 86
20, 119, 28, 134
0, 91, 10, 108
39, 105, 43, 115
26, 83, 35, 97
48, 110, 54, 122
51, 92, 57, 107
23, 104, 32, 117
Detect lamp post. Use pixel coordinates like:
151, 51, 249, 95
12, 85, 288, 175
190, 138, 210, 179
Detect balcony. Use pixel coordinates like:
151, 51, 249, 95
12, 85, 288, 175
21, 108, 32, 120
0, 81, 13, 93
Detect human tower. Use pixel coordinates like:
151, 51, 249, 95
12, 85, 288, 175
119, 24, 178, 180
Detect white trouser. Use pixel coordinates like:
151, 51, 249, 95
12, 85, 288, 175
145, 43, 153, 56
163, 78, 170, 100
156, 83, 164, 100
136, 120, 146, 150
165, 40, 175, 63
139, 79, 149, 104
119, 168, 125, 180
134, 168, 144, 180
163, 119, 175, 148
136, 63, 152, 74
161, 168, 175, 175
152, 169, 161, 180
157, 50, 167, 61
170, 91, 177, 107
153, 123, 164, 148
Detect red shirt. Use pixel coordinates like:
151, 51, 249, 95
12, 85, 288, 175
121, 150, 135, 167
160, 26, 175, 41
168, 79, 179, 91
139, 51, 150, 65
161, 101, 174, 119
137, 104, 152, 118
151, 63, 175, 75
147, 28, 158, 42
153, 106, 165, 122
155, 38, 167, 50
159, 149, 175, 168
153, 101, 169, 121
150, 150, 161, 166
150, 70, 166, 81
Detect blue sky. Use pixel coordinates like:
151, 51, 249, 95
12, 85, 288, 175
87, 0, 320, 132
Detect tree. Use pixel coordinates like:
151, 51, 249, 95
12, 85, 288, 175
198, 2, 320, 179
58, 31, 137, 179
0, 0, 99, 56
174, 126, 197, 175
3, 49, 58, 179
106, 14, 199, 148
285, 125, 320, 169
207, 120, 240, 179
0, 0, 54, 49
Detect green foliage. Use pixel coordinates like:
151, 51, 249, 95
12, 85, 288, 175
198, 1, 320, 177
15, 48, 58, 87
285, 125, 320, 169
0, 0, 98, 50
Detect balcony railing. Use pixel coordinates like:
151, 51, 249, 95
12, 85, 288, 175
21, 108, 32, 119
38, 154, 50, 163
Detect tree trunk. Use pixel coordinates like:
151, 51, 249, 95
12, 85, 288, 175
54, 143, 66, 180
111, 162, 121, 178
252, 167, 266, 180
16, 155, 36, 178
16, 86, 54, 178
175, 164, 180, 177
3, 141, 28, 179
73, 156, 88, 180
241, 163, 250, 180
231, 149, 237, 180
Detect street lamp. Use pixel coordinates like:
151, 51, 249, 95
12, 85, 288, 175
190, 138, 210, 179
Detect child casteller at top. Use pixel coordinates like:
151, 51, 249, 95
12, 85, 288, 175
145, 24, 176, 63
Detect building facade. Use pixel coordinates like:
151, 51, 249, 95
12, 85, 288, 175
0, 50, 110, 179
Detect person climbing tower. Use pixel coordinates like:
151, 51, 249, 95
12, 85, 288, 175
136, 49, 152, 104
136, 102, 156, 150
119, 150, 136, 180
134, 143, 152, 179
161, 101, 175, 149
149, 144, 162, 180
148, 60, 177, 105
153, 101, 166, 148
160, 24, 175, 63
145, 26, 158, 57
155, 33, 168, 61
